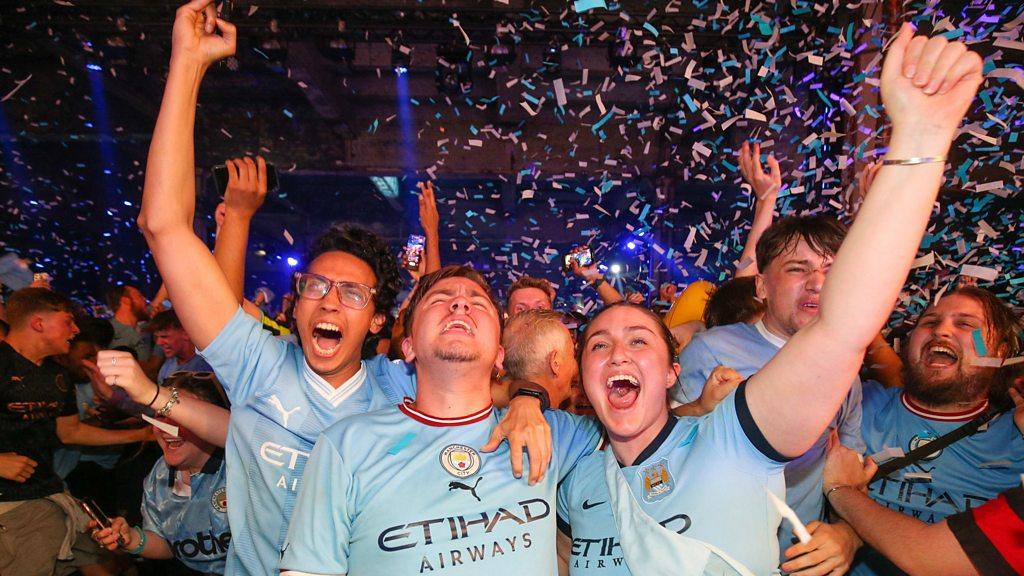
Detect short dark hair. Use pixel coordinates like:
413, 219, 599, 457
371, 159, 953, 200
579, 301, 679, 368
403, 265, 502, 337
703, 276, 765, 328
755, 215, 848, 272
6, 288, 76, 328
507, 277, 556, 306
105, 285, 134, 311
146, 310, 183, 333
305, 225, 400, 315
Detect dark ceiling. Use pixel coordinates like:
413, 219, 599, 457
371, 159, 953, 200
1, 0, 1022, 321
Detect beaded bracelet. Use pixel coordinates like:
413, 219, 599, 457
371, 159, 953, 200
155, 387, 180, 418
124, 526, 147, 555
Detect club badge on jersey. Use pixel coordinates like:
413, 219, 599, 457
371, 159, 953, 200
211, 487, 227, 513
440, 444, 481, 478
639, 458, 675, 503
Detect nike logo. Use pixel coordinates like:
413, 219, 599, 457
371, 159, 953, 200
582, 499, 605, 510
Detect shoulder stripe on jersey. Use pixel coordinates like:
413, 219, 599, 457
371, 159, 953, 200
735, 381, 793, 463
399, 397, 493, 427
901, 392, 988, 422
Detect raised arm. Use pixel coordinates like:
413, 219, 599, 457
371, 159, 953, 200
135, 0, 238, 349
213, 156, 268, 302
735, 141, 780, 278
747, 25, 984, 457
417, 181, 442, 274
571, 261, 623, 305
94, 350, 229, 447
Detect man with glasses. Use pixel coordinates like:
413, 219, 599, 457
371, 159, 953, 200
129, 3, 550, 574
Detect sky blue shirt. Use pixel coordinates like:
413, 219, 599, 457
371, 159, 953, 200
672, 321, 865, 557
53, 381, 121, 478
199, 307, 416, 576
851, 380, 1024, 576
157, 353, 214, 384
280, 402, 601, 576
142, 452, 230, 574
558, 385, 787, 575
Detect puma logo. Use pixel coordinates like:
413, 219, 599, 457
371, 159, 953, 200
448, 477, 483, 502
268, 395, 301, 428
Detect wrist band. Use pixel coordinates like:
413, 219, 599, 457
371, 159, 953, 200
881, 156, 946, 166
511, 384, 551, 412
824, 484, 853, 500
155, 387, 180, 418
147, 384, 161, 408
589, 277, 606, 289
124, 526, 147, 555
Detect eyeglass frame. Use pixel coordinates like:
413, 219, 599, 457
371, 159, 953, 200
295, 272, 378, 310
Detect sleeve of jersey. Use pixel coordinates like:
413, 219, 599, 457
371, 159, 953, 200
368, 356, 417, 404
706, 383, 791, 474
671, 336, 717, 405
279, 436, 354, 576
947, 486, 1024, 576
139, 467, 164, 537
547, 411, 602, 482
198, 306, 289, 404
556, 473, 574, 538
837, 377, 867, 453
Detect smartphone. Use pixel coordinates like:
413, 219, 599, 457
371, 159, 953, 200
573, 247, 593, 267
402, 235, 426, 271
79, 498, 126, 546
212, 161, 280, 196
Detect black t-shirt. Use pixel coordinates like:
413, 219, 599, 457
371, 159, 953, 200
0, 341, 76, 501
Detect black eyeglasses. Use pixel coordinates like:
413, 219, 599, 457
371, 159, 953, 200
296, 273, 377, 310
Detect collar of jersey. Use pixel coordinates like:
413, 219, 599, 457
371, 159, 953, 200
166, 449, 224, 489
618, 415, 678, 468
399, 397, 493, 427
302, 361, 367, 408
901, 392, 989, 422
754, 319, 788, 349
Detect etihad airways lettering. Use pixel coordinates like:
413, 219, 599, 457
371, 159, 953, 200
872, 479, 990, 515
260, 441, 310, 492
378, 498, 550, 552
571, 514, 691, 560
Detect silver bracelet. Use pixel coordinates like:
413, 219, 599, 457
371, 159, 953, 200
824, 484, 854, 500
881, 156, 946, 166
155, 387, 180, 418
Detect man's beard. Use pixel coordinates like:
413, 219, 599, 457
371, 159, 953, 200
903, 361, 994, 406
433, 344, 480, 363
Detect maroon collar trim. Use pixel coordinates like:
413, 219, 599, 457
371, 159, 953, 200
399, 397, 493, 427
901, 392, 989, 422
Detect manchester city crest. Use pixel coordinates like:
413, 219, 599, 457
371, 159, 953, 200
908, 432, 943, 462
638, 458, 674, 503
439, 444, 481, 478
211, 487, 228, 513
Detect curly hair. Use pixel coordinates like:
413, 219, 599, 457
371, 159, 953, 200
305, 224, 401, 315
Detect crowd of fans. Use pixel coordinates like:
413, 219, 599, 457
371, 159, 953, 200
1, 2, 1021, 576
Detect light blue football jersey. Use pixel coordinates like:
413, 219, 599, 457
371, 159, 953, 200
672, 321, 864, 556
279, 401, 601, 576
199, 307, 416, 576
850, 380, 1024, 576
141, 452, 230, 574
558, 384, 787, 575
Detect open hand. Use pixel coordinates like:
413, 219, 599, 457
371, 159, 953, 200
738, 141, 781, 201
823, 431, 877, 494
417, 181, 440, 234
482, 393, 552, 485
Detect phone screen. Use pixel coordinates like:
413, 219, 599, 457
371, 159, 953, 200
573, 248, 593, 267
403, 235, 426, 271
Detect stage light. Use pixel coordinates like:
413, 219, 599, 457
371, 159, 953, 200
626, 241, 637, 250
394, 65, 409, 76
610, 263, 622, 275
286, 257, 299, 267
86, 63, 103, 71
